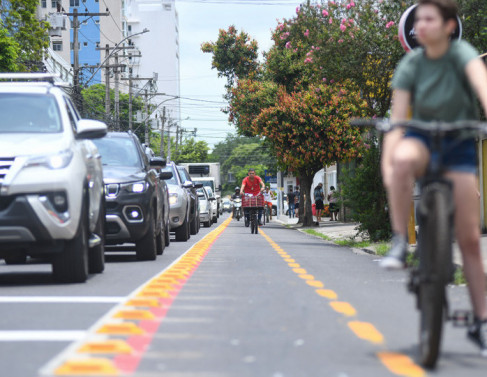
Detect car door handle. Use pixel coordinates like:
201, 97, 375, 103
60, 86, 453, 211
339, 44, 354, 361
86, 154, 93, 159
94, 154, 101, 159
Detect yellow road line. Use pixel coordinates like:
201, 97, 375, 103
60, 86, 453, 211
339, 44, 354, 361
259, 228, 426, 377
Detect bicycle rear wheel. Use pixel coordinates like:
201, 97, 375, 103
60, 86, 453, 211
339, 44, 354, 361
416, 185, 454, 369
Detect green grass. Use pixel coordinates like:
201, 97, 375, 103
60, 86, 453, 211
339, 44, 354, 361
303, 229, 332, 241
453, 266, 467, 285
374, 242, 390, 256
334, 239, 371, 248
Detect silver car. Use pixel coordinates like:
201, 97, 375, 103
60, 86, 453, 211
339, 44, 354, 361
197, 187, 213, 228
161, 162, 192, 241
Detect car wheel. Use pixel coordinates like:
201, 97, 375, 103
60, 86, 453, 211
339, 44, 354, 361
156, 220, 165, 256
190, 214, 198, 235
164, 220, 171, 247
204, 219, 211, 227
212, 214, 218, 224
89, 199, 105, 274
135, 213, 157, 261
175, 216, 190, 242
52, 199, 89, 283
272, 207, 277, 216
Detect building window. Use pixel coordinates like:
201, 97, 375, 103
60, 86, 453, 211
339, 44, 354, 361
51, 0, 57, 7
164, 4, 171, 10
70, 0, 79, 7
83, 42, 88, 47
41, 0, 47, 8
53, 41, 62, 51
128, 25, 132, 32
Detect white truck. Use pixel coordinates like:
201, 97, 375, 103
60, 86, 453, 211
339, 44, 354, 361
180, 163, 222, 217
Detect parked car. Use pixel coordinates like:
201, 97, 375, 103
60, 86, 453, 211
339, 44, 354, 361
197, 187, 213, 228
92, 132, 171, 260
161, 162, 192, 241
205, 186, 218, 224
177, 166, 201, 235
222, 198, 232, 212
0, 73, 107, 283
271, 194, 289, 216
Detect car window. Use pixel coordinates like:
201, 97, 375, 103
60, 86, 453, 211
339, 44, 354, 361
205, 187, 214, 198
161, 166, 178, 185
0, 93, 62, 133
196, 188, 206, 198
177, 168, 191, 183
64, 98, 78, 133
93, 137, 142, 168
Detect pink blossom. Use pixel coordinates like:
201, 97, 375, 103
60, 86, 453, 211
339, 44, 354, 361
304, 57, 313, 64
285, 41, 292, 49
322, 9, 329, 17
350, 1, 355, 6
338, 39, 344, 43
330, 79, 335, 83
322, 77, 327, 82
386, 21, 395, 29
296, 6, 300, 13
346, 4, 351, 9
349, 18, 354, 24
340, 24, 346, 32
304, 29, 309, 37
374, 9, 378, 13
329, 17, 333, 24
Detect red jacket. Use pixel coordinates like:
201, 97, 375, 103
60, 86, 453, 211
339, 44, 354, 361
242, 176, 263, 195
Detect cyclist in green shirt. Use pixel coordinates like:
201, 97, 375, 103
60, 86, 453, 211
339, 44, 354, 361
381, 0, 487, 354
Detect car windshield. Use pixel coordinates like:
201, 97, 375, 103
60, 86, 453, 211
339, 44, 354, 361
195, 179, 214, 191
161, 166, 178, 185
0, 93, 62, 133
93, 137, 142, 168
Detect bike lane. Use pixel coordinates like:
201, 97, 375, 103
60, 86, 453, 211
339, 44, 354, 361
42, 218, 426, 377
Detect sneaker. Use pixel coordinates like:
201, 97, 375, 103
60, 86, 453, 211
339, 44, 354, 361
467, 318, 487, 357
379, 234, 407, 270
258, 220, 263, 226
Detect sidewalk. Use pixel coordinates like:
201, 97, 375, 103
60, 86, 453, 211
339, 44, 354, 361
276, 214, 487, 275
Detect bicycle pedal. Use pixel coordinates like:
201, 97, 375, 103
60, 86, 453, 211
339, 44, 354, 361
450, 310, 473, 327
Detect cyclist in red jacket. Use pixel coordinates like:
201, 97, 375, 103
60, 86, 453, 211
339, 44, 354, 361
241, 168, 265, 225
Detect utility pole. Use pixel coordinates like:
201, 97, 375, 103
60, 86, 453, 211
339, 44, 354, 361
114, 53, 120, 131
160, 107, 166, 158
144, 89, 149, 145
128, 70, 133, 130
104, 44, 110, 123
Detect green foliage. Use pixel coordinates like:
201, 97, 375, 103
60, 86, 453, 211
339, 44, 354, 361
458, 0, 487, 53
2, 0, 50, 71
340, 135, 391, 241
201, 25, 260, 90
0, 21, 19, 72
174, 137, 209, 163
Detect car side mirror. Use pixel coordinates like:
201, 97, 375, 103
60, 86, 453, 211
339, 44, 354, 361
194, 182, 204, 189
76, 119, 107, 140
150, 157, 166, 167
182, 181, 193, 189
218, 185, 222, 191
159, 171, 173, 180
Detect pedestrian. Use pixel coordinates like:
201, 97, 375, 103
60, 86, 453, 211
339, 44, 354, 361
327, 186, 339, 221
287, 188, 295, 218
380, 0, 487, 353
294, 186, 300, 217
263, 185, 273, 220
313, 183, 324, 225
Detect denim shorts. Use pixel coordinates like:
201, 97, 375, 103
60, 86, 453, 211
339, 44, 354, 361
404, 131, 477, 174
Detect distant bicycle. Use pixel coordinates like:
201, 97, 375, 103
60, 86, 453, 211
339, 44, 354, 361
242, 193, 264, 234
352, 118, 487, 368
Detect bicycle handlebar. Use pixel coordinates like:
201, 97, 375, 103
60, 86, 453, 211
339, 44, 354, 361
350, 118, 487, 135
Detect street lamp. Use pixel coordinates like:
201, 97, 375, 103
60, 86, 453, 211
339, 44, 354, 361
83, 28, 150, 87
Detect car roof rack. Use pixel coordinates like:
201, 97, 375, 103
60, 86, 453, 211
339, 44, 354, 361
0, 73, 59, 83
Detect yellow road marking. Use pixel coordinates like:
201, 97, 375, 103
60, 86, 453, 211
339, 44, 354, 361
377, 352, 426, 377
348, 321, 384, 344
315, 289, 338, 299
77, 340, 133, 354
306, 280, 324, 288
330, 302, 357, 317
288, 263, 300, 268
292, 268, 307, 274
299, 274, 315, 280
55, 358, 119, 375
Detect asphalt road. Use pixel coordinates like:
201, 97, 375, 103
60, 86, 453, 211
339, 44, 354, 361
1, 214, 487, 377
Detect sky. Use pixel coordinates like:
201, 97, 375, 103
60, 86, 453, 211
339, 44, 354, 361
175, 0, 303, 149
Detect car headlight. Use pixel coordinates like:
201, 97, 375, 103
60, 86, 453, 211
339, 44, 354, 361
121, 181, 147, 193
169, 193, 178, 205
25, 149, 74, 170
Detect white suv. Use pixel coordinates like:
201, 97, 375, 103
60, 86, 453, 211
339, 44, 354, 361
0, 74, 107, 283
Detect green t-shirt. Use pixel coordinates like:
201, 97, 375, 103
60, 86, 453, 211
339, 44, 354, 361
391, 40, 479, 122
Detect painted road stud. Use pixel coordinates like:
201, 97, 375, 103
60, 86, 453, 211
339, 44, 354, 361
125, 298, 160, 307
377, 352, 425, 377
292, 268, 307, 274
330, 302, 357, 317
315, 289, 338, 299
306, 280, 324, 288
136, 289, 172, 298
54, 358, 119, 376
77, 340, 133, 355
113, 310, 155, 320
96, 323, 145, 336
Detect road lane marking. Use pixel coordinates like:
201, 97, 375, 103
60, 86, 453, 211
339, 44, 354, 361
0, 331, 86, 342
40, 217, 233, 376
259, 229, 426, 377
0, 297, 124, 303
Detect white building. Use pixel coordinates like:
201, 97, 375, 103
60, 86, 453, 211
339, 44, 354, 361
123, 0, 181, 125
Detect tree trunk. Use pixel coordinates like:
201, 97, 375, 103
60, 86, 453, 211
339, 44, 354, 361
298, 170, 314, 227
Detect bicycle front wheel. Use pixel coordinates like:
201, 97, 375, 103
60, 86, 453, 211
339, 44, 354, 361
417, 185, 454, 369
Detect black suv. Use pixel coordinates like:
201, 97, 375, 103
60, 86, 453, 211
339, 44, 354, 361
93, 132, 172, 260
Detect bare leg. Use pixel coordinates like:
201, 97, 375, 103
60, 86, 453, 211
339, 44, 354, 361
387, 139, 429, 236
446, 172, 487, 320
